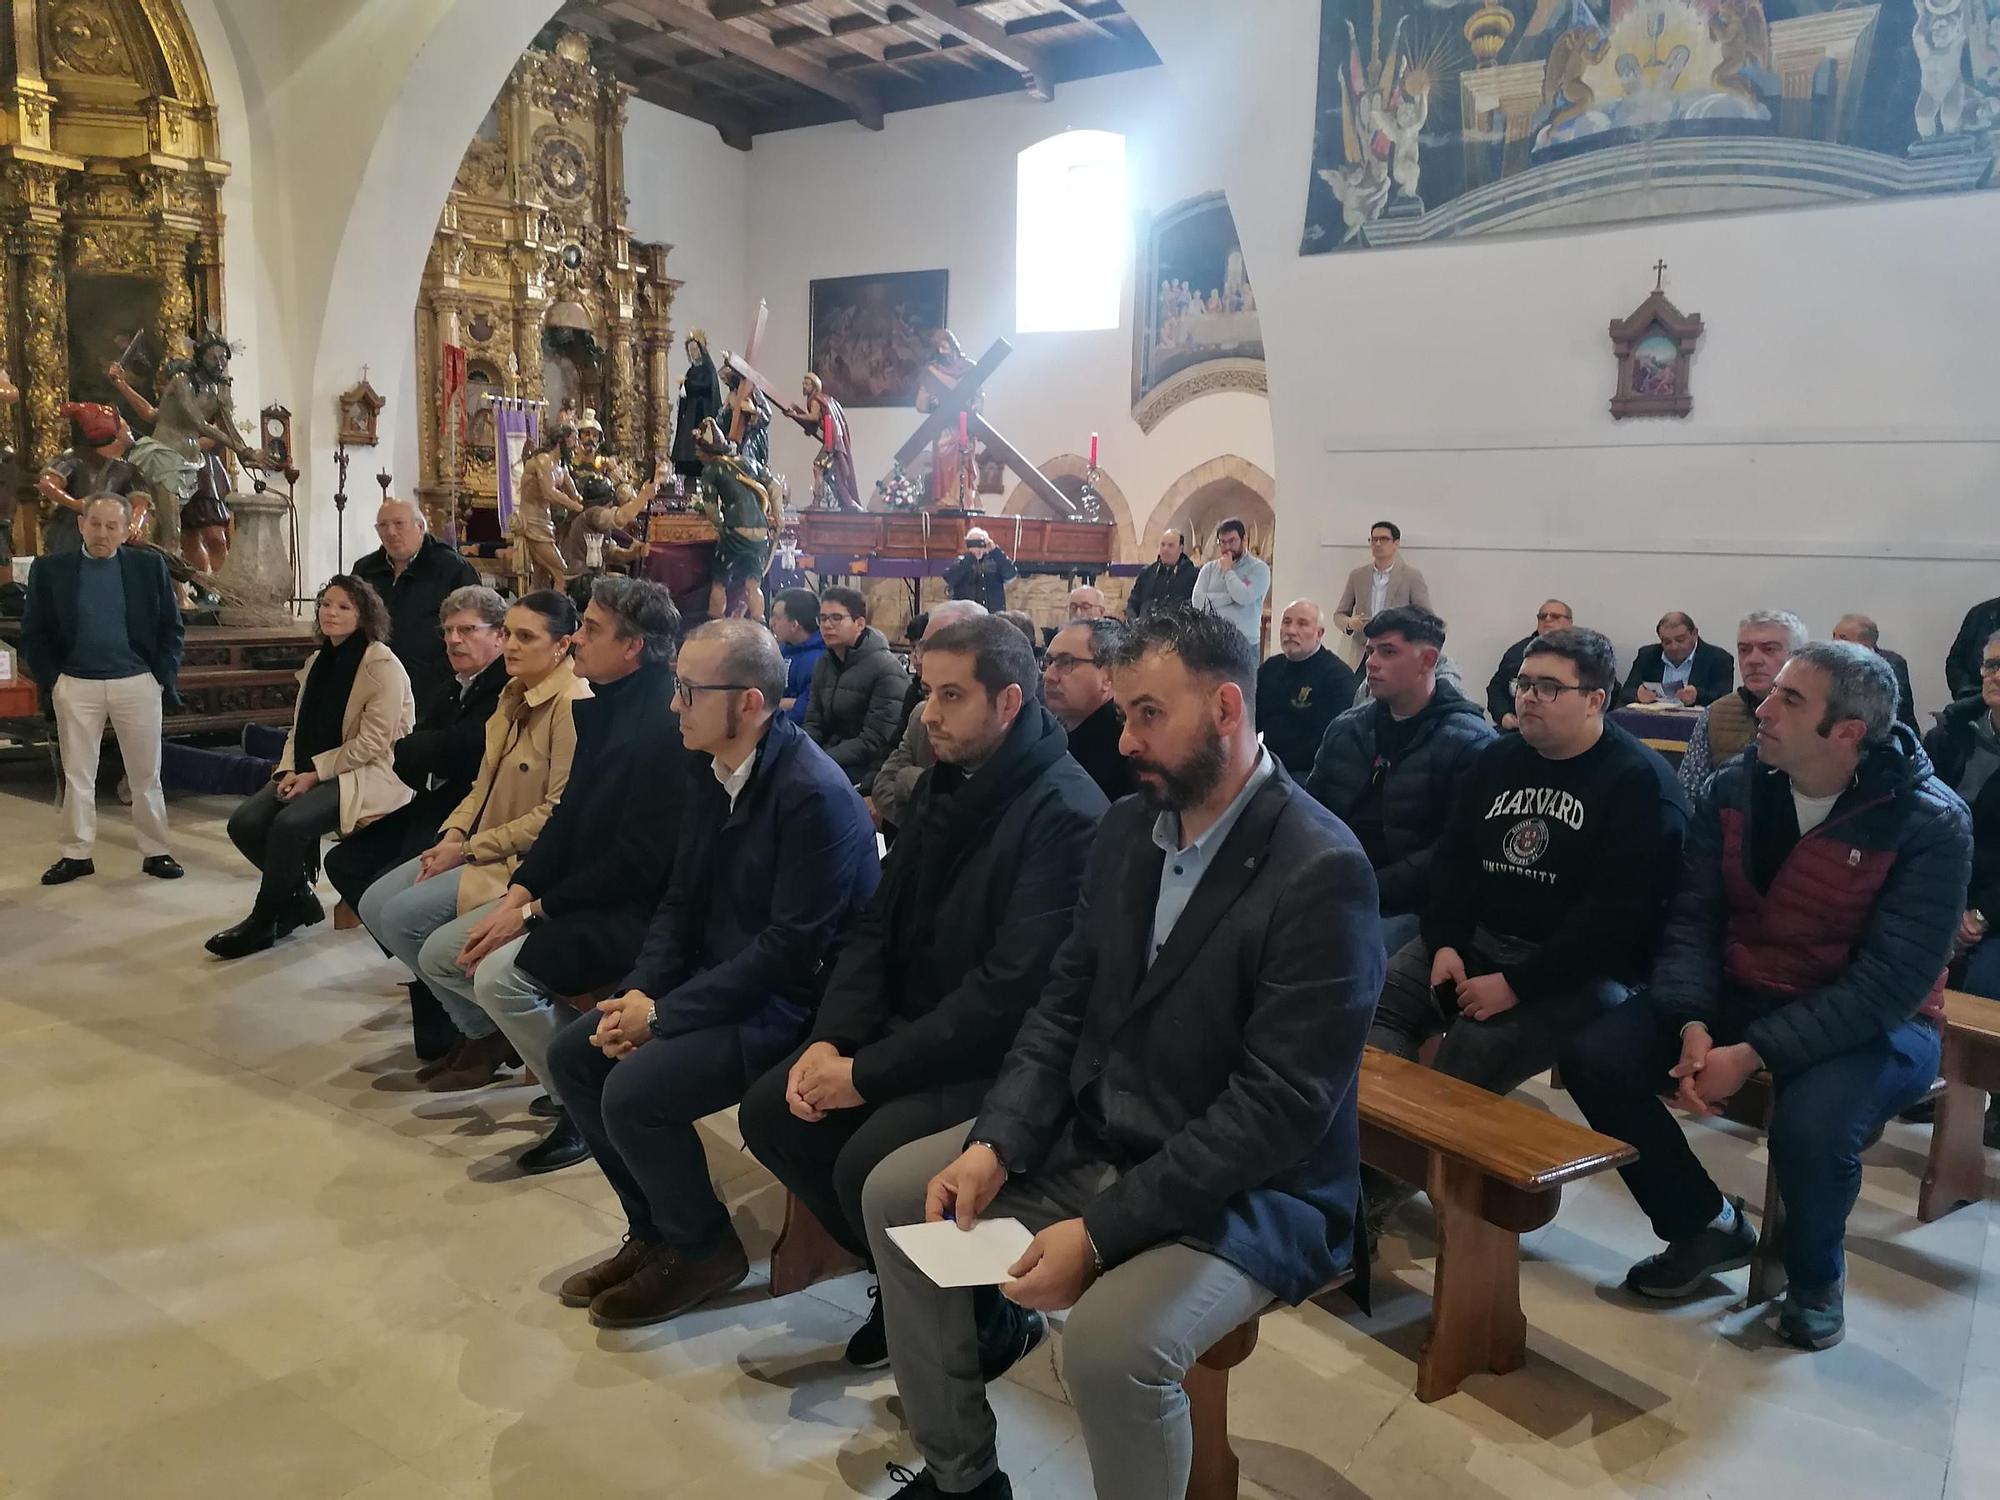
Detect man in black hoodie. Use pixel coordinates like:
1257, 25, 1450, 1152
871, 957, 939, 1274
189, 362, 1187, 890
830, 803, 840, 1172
1042, 617, 1136, 803
741, 613, 1108, 1369
806, 584, 911, 790
1308, 607, 1494, 956
1127, 528, 1198, 620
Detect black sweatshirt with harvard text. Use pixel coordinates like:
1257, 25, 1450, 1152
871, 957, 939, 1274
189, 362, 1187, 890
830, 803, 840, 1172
1422, 720, 1689, 1001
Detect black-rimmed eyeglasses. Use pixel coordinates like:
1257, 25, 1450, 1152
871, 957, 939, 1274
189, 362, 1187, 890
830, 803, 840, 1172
1511, 677, 1588, 703
675, 680, 751, 707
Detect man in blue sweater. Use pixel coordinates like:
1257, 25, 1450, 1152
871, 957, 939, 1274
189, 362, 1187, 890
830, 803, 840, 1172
770, 586, 826, 726
20, 495, 184, 885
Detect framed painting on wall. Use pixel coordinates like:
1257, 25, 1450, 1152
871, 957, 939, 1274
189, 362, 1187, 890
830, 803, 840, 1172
1131, 193, 1265, 433
808, 269, 949, 409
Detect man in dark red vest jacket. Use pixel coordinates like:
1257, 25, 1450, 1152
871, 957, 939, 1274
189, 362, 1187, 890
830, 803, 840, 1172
1560, 641, 1971, 1352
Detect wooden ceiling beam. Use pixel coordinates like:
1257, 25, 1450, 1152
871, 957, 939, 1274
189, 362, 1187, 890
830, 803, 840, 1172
889, 0, 1053, 98
614, 0, 886, 129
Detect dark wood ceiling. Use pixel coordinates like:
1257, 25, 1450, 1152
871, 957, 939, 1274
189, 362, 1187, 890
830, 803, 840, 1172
552, 0, 1158, 150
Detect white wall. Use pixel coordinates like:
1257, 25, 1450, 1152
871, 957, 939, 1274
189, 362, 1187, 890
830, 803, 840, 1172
624, 102, 750, 388
1125, 0, 1999, 721
738, 68, 1275, 559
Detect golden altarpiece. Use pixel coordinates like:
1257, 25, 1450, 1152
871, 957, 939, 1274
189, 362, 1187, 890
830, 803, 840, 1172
0, 0, 228, 550
415, 32, 679, 542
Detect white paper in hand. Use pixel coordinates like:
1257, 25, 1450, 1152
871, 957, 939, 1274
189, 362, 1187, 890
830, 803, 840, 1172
884, 1217, 1035, 1288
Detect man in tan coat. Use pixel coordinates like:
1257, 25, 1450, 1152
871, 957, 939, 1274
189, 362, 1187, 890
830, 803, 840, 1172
1333, 520, 1431, 637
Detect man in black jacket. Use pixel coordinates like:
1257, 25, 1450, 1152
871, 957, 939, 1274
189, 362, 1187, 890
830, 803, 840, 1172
741, 614, 1107, 1368
352, 499, 480, 713
944, 527, 1017, 612
1621, 612, 1735, 708
326, 585, 508, 1059
1126, 528, 1197, 620
805, 584, 910, 790
1308, 607, 1494, 956
548, 619, 879, 1328
22, 495, 185, 885
1947, 593, 2000, 703
1256, 598, 1356, 776
1041, 617, 1135, 802
1833, 614, 1918, 730
861, 606, 1382, 1500
1486, 599, 1572, 727
411, 576, 695, 1170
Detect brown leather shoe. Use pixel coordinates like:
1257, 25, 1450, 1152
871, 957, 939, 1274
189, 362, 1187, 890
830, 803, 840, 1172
589, 1232, 749, 1328
423, 1032, 517, 1092
414, 1039, 465, 1084
559, 1237, 658, 1308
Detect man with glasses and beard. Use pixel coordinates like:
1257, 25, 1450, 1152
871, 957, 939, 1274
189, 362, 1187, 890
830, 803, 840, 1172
858, 605, 1382, 1500
1363, 627, 1688, 1235
546, 619, 878, 1328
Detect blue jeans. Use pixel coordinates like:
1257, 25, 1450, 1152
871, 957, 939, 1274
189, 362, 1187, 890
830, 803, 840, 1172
356, 859, 493, 1037
1560, 989, 1942, 1290
1963, 935, 2000, 1000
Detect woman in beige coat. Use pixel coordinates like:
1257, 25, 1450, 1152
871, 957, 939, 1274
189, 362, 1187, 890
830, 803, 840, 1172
356, 590, 590, 1089
210, 575, 416, 958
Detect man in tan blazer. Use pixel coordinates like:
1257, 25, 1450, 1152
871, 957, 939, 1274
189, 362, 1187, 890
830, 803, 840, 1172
1334, 520, 1431, 636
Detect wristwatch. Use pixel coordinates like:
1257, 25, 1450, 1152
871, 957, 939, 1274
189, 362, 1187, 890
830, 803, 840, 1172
970, 1138, 1014, 1173
646, 999, 662, 1039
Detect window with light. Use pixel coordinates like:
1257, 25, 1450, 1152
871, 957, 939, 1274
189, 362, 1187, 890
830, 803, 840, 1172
1015, 130, 1128, 334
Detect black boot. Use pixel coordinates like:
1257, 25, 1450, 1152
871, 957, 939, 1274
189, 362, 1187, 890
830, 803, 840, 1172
408, 981, 461, 1063
517, 1111, 592, 1176
275, 887, 324, 937
206, 909, 278, 959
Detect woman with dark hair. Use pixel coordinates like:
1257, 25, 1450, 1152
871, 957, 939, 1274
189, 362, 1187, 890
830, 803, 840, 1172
357, 591, 593, 1096
210, 576, 415, 958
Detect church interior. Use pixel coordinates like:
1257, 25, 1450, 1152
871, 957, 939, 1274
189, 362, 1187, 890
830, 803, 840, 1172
2, 0, 1998, 1497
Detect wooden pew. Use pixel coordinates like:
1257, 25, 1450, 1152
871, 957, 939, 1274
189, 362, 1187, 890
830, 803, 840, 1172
1356, 1046, 1636, 1401
1184, 1050, 1634, 1497
1918, 989, 2000, 1222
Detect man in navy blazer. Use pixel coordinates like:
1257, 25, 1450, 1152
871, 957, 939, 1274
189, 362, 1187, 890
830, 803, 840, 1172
545, 618, 879, 1331
860, 605, 1383, 1500
1620, 611, 1735, 708
20, 495, 185, 884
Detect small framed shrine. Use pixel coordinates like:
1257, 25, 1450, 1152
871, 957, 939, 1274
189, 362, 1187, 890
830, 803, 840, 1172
338, 378, 386, 446
1609, 264, 1702, 420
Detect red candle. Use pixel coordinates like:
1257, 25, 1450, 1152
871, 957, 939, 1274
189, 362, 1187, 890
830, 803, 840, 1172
823, 411, 834, 449
958, 411, 969, 447
1089, 432, 1099, 467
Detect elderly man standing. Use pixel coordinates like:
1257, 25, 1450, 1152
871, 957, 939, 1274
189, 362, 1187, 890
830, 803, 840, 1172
1256, 598, 1356, 778
945, 527, 1016, 613
22, 494, 185, 885
1679, 610, 1808, 798
1127, 528, 1197, 620
353, 497, 479, 712
1190, 517, 1271, 649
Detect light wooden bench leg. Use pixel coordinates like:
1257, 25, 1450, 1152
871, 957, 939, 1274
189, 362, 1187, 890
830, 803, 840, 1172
1419, 1156, 1527, 1402
1747, 1148, 1787, 1304
332, 900, 361, 931
1186, 1320, 1259, 1500
768, 1192, 865, 1299
1921, 1079, 1991, 1223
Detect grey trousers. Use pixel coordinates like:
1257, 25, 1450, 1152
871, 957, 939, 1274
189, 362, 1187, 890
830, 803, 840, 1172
863, 1124, 1273, 1499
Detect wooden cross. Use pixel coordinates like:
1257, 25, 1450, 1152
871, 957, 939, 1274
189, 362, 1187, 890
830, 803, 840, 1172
1652, 259, 1668, 292
886, 337, 1075, 516
723, 297, 779, 398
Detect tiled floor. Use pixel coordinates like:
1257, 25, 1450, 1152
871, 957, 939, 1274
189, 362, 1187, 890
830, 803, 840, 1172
2, 778, 1996, 1499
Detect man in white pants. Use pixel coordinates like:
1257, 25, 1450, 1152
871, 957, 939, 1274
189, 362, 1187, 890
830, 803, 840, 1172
20, 494, 185, 885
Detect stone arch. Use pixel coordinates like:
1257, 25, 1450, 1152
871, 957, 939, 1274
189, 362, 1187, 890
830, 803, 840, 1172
1003, 453, 1137, 562
1144, 455, 1278, 565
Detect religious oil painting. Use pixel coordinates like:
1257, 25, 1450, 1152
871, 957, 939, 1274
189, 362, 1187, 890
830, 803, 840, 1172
1301, 0, 2000, 253
1131, 193, 1266, 433
808, 269, 950, 409
67, 275, 165, 409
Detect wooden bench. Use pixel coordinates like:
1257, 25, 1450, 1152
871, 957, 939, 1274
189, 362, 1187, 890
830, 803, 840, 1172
1920, 989, 2000, 1223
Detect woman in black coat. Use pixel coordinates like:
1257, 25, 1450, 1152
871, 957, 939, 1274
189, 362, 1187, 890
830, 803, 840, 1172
670, 330, 721, 481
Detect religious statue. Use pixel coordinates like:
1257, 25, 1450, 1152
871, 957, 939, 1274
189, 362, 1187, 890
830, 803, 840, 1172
37, 403, 147, 557
107, 327, 275, 567
671, 329, 722, 481
511, 422, 586, 592
690, 415, 783, 622
719, 359, 773, 470
780, 373, 863, 512
560, 407, 669, 577
916, 328, 980, 506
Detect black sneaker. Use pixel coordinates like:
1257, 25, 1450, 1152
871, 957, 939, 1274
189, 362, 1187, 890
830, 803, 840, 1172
885, 1462, 1012, 1498
976, 1295, 1046, 1384
275, 888, 324, 938
1624, 1198, 1758, 1299
845, 1285, 889, 1370
1777, 1279, 1845, 1350
516, 1112, 591, 1176
42, 857, 95, 886
141, 855, 185, 880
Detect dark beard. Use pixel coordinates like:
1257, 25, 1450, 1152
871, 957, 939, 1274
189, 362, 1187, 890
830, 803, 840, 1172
1129, 728, 1227, 813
